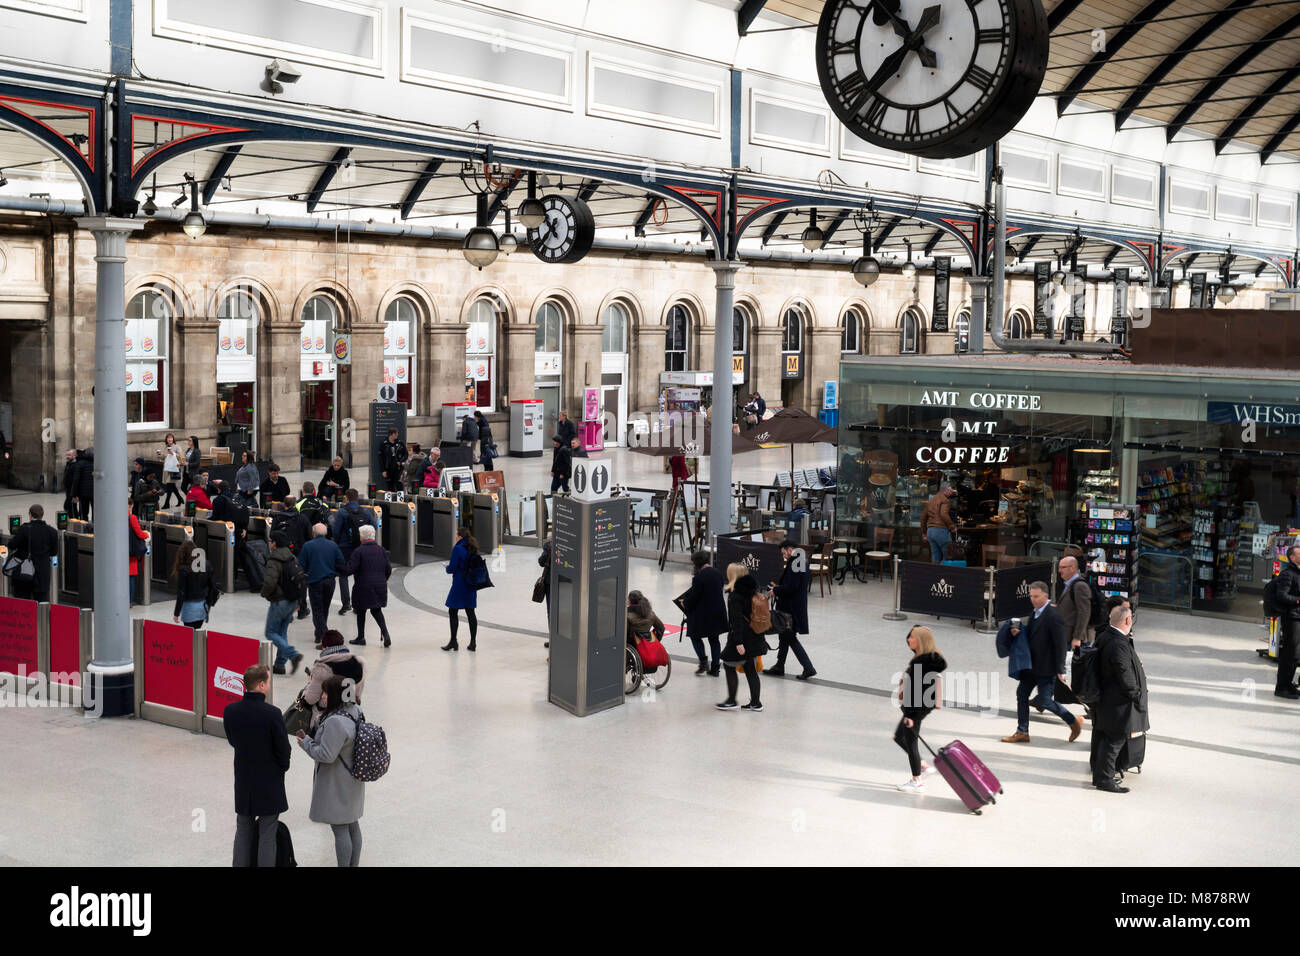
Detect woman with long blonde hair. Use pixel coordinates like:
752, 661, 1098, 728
895, 625, 947, 792
717, 562, 764, 712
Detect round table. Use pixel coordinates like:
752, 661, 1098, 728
832, 535, 870, 584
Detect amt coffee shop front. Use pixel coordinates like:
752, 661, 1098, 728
836, 355, 1300, 621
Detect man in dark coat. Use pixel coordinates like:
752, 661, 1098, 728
1001, 581, 1084, 743
550, 436, 572, 494
222, 664, 291, 866
1273, 545, 1300, 699
767, 538, 817, 680
131, 458, 161, 519
381, 427, 407, 491
61, 450, 78, 516
9, 504, 59, 602
554, 411, 577, 450
259, 465, 290, 510
1092, 603, 1149, 793
679, 550, 730, 675
74, 449, 94, 519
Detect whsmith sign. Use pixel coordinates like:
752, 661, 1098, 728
1207, 402, 1300, 428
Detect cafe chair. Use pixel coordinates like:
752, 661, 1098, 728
809, 540, 834, 597
864, 527, 895, 581
982, 544, 1007, 568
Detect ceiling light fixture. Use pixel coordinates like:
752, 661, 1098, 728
181, 173, 206, 238
852, 228, 880, 287
462, 192, 500, 270
498, 208, 518, 255
801, 209, 825, 252
516, 171, 546, 229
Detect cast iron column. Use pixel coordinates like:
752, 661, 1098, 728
78, 217, 143, 717
708, 260, 742, 541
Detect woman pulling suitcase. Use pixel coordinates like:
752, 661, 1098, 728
894, 625, 947, 793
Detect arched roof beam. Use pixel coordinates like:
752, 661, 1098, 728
1111, 0, 1257, 129
201, 145, 242, 204
923, 229, 945, 255
760, 210, 788, 246
1164, 10, 1300, 142
820, 209, 851, 245
1048, 0, 1090, 31
304, 147, 352, 214
1214, 62, 1300, 153
399, 158, 444, 220
1056, 0, 1180, 117
1260, 109, 1300, 163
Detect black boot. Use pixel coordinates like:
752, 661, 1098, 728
441, 638, 458, 651
467, 638, 476, 652
695, 661, 708, 675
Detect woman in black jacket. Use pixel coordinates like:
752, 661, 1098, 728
717, 563, 764, 712
680, 550, 729, 676
894, 625, 946, 793
183, 435, 202, 492
172, 537, 213, 628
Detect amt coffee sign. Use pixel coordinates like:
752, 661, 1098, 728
898, 561, 986, 620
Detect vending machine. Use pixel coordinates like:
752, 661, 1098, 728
442, 402, 476, 444
581, 386, 604, 452
510, 398, 545, 457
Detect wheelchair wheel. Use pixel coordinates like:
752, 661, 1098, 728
624, 645, 643, 695
649, 653, 671, 691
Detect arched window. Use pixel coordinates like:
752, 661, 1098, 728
602, 302, 629, 354
126, 287, 173, 427
732, 306, 748, 355
384, 296, 419, 414
535, 301, 563, 354
954, 310, 971, 353
665, 303, 690, 371
841, 308, 864, 354
217, 289, 258, 451
781, 307, 803, 353
1005, 310, 1029, 340
899, 309, 921, 354
466, 297, 501, 411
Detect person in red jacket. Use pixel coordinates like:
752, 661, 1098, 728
670, 454, 690, 492
128, 502, 150, 606
186, 472, 213, 510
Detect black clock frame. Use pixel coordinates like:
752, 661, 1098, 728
528, 194, 596, 264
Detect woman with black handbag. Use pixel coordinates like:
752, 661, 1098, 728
717, 563, 764, 712
443, 527, 480, 652
767, 538, 817, 680
171, 537, 213, 629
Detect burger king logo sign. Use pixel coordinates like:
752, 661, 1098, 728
397, 335, 406, 350
142, 370, 155, 387
142, 337, 154, 353
124, 336, 133, 352
125, 369, 133, 386
333, 337, 348, 360
234, 336, 246, 352
395, 365, 406, 380
220, 336, 231, 351
315, 337, 325, 350
301, 335, 311, 351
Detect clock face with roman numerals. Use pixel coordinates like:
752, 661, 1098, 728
528, 194, 596, 264
816, 0, 1048, 159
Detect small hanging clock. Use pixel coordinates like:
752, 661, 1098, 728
528, 195, 596, 264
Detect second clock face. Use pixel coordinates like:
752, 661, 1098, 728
816, 0, 1048, 159
528, 195, 596, 264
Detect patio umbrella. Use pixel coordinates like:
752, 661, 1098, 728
746, 407, 838, 476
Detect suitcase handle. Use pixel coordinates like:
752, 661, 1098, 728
916, 733, 938, 758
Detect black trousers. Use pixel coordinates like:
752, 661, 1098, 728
775, 628, 813, 671
723, 658, 760, 705
308, 578, 335, 639
893, 709, 931, 777
1276, 617, 1298, 693
449, 608, 477, 643
1092, 728, 1127, 786
690, 633, 721, 669
78, 497, 92, 520
356, 606, 388, 641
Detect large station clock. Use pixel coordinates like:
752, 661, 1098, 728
528, 195, 596, 264
815, 0, 1049, 159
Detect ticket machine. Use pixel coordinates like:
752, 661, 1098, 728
510, 398, 545, 457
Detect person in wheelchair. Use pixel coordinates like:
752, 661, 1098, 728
626, 590, 666, 648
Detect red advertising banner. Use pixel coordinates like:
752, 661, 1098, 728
48, 603, 81, 686
205, 630, 260, 719
0, 596, 38, 677
142, 620, 194, 712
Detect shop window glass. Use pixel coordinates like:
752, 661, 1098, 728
665, 303, 689, 371
126, 288, 172, 428
602, 302, 629, 353
899, 310, 920, 354
535, 301, 563, 353
383, 296, 418, 413
841, 309, 863, 354
467, 298, 499, 411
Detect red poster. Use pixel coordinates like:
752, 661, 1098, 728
142, 620, 193, 712
0, 596, 38, 677
48, 603, 81, 686
205, 630, 260, 719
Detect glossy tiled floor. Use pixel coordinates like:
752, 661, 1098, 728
1, 445, 1296, 866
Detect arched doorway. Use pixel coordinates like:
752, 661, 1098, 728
299, 293, 342, 468
534, 298, 568, 435
899, 308, 923, 354
780, 304, 807, 409
954, 309, 972, 353
217, 288, 258, 457
601, 300, 631, 446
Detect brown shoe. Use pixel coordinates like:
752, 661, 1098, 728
1068, 716, 1084, 742
1001, 732, 1031, 743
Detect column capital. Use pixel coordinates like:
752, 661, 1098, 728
707, 258, 745, 289
75, 217, 145, 262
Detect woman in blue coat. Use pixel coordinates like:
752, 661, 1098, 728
443, 527, 480, 652
680, 550, 730, 676
767, 538, 817, 680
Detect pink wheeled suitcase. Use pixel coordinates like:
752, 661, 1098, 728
919, 737, 1002, 814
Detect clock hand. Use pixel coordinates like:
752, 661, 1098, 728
883, 4, 940, 74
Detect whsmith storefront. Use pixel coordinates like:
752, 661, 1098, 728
836, 355, 1300, 620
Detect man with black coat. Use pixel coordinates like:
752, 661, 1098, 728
1001, 581, 1084, 743
555, 410, 577, 450
380, 427, 407, 491
131, 458, 161, 519
475, 412, 496, 470
259, 465, 290, 510
1273, 545, 1300, 699
8, 504, 59, 602
1092, 603, 1149, 793
459, 412, 481, 463
211, 482, 252, 589
679, 550, 730, 676
222, 664, 291, 866
62, 450, 78, 516
767, 538, 817, 680
74, 448, 94, 519
550, 436, 572, 494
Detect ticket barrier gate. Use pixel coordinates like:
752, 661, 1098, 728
150, 516, 195, 591
191, 517, 237, 596
458, 491, 502, 553
415, 488, 460, 558
375, 499, 415, 566
57, 524, 152, 607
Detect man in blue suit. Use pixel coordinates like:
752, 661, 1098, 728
1000, 581, 1083, 744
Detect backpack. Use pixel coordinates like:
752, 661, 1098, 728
341, 711, 390, 782
1263, 576, 1284, 618
342, 507, 368, 548
1070, 644, 1101, 705
244, 820, 296, 867
278, 554, 308, 603
1086, 579, 1107, 629
749, 593, 771, 635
